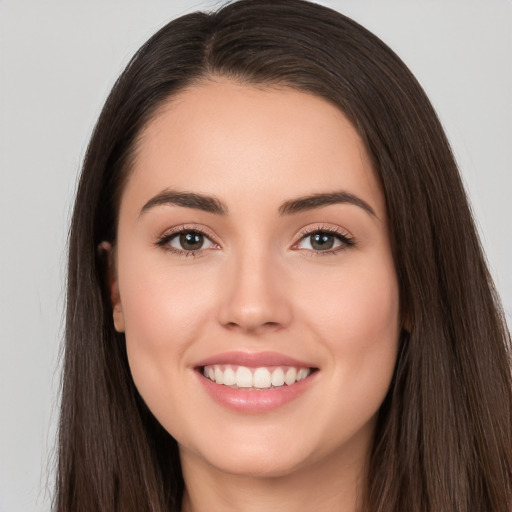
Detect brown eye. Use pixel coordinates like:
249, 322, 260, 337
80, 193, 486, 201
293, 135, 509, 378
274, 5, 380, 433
295, 229, 353, 253
179, 232, 205, 250
310, 233, 335, 250
161, 230, 217, 253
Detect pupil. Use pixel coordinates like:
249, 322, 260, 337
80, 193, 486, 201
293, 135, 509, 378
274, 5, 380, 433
311, 233, 334, 250
180, 232, 203, 250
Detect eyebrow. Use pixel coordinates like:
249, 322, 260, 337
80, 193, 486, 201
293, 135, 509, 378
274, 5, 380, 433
139, 189, 376, 218
140, 189, 228, 216
278, 191, 376, 217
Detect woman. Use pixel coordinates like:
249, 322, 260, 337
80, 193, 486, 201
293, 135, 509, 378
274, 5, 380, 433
56, 0, 512, 510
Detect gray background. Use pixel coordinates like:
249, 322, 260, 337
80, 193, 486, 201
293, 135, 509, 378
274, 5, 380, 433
0, 1, 510, 510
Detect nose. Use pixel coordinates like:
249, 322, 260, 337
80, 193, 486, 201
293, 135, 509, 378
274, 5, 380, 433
217, 249, 293, 334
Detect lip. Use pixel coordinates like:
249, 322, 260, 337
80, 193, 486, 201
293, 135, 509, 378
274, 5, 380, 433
194, 350, 315, 368
193, 351, 318, 413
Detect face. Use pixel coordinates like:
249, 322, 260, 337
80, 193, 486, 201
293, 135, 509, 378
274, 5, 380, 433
107, 79, 400, 479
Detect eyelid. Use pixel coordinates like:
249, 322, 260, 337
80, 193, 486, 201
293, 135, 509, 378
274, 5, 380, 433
155, 223, 354, 257
158, 223, 219, 242
155, 224, 221, 256
291, 224, 355, 254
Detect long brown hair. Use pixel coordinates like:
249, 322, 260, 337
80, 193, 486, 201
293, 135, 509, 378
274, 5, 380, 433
56, 1, 512, 510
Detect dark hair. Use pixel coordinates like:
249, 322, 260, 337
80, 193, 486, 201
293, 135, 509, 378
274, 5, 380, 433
57, 1, 512, 510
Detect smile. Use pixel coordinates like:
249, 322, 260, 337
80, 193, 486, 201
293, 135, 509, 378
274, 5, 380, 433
202, 364, 312, 389
194, 352, 318, 413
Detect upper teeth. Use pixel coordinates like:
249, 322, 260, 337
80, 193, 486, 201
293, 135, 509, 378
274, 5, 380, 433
203, 365, 311, 389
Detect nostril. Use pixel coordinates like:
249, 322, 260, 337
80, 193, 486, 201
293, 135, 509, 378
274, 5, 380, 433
223, 320, 285, 334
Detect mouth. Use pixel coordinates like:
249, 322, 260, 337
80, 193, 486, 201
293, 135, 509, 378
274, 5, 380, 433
193, 352, 319, 413
199, 364, 317, 390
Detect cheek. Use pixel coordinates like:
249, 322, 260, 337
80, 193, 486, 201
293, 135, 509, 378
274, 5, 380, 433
298, 256, 400, 415
300, 255, 400, 347
116, 254, 216, 402
119, 246, 220, 331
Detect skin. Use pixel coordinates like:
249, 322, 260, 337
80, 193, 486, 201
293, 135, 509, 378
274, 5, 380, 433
105, 78, 401, 512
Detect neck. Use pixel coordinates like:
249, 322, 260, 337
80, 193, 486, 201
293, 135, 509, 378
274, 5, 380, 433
180, 442, 367, 512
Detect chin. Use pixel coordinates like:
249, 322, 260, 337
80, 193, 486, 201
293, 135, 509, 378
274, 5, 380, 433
194, 444, 311, 478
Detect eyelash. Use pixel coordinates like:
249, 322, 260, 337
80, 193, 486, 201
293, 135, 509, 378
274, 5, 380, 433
155, 224, 355, 258
294, 225, 355, 256
155, 225, 217, 258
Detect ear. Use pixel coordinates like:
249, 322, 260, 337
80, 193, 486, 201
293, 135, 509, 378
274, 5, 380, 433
98, 241, 125, 333
402, 311, 412, 335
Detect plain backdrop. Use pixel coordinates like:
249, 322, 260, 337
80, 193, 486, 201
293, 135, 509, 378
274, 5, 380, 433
0, 1, 511, 510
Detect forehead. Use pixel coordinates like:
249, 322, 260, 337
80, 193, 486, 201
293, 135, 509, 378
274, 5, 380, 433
124, 78, 385, 218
